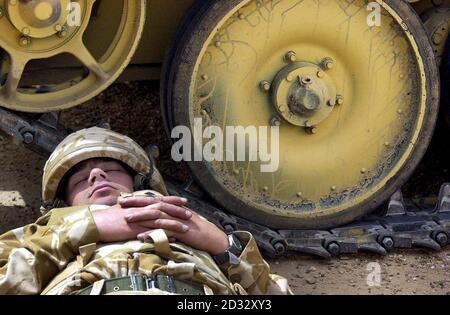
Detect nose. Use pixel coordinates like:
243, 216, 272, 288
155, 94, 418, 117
88, 168, 108, 185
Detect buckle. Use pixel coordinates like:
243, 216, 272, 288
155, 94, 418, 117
146, 274, 176, 293
130, 273, 141, 291
144, 275, 156, 290
130, 273, 177, 293
165, 275, 176, 293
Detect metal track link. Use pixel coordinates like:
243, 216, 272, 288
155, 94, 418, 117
166, 180, 450, 259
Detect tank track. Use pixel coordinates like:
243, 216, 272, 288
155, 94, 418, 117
1, 108, 449, 259
166, 180, 450, 259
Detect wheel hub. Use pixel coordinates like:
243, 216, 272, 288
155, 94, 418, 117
7, 0, 69, 39
270, 60, 338, 127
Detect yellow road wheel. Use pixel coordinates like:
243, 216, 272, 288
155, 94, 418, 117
0, 0, 145, 112
162, 0, 440, 229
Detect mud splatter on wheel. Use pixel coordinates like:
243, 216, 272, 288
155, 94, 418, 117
162, 0, 440, 229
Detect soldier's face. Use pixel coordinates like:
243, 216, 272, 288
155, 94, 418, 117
65, 158, 134, 206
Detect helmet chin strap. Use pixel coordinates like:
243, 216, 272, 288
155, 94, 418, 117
134, 145, 169, 195
134, 172, 151, 191
40, 198, 68, 215
133, 166, 169, 196
134, 149, 157, 191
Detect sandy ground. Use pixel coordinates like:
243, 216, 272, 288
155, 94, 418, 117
0, 82, 449, 295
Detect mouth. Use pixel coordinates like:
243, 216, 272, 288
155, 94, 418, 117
89, 184, 117, 198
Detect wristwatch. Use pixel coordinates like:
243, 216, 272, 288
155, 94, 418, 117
212, 233, 243, 270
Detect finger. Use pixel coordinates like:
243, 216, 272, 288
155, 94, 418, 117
160, 196, 189, 206
149, 202, 192, 220
124, 208, 161, 223
119, 196, 188, 208
118, 196, 161, 207
138, 233, 148, 242
138, 219, 190, 233
128, 223, 153, 238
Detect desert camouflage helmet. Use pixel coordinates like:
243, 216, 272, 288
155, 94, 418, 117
42, 127, 167, 206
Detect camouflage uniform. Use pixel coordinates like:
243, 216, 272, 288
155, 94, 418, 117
0, 127, 292, 295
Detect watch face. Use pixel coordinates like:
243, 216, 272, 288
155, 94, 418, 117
213, 234, 243, 268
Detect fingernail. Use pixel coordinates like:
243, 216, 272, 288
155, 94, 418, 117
182, 225, 189, 232
185, 210, 192, 218
181, 198, 188, 203
124, 215, 132, 221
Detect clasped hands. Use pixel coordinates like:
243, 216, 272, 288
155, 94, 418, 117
92, 196, 230, 255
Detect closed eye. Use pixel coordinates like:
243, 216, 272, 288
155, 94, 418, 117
105, 169, 122, 173
74, 177, 88, 186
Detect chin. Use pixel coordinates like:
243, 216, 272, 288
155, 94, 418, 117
90, 196, 119, 206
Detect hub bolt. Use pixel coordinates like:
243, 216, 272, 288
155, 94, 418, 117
270, 116, 281, 126
57, 26, 68, 38
300, 76, 313, 86
19, 36, 31, 46
285, 51, 297, 63
260, 80, 271, 92
322, 57, 335, 70
305, 126, 317, 134
435, 232, 448, 246
317, 71, 325, 78
328, 99, 336, 107
336, 95, 344, 106
381, 236, 394, 250
55, 24, 62, 32
22, 27, 30, 36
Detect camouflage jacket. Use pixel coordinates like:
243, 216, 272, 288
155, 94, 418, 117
0, 196, 292, 295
